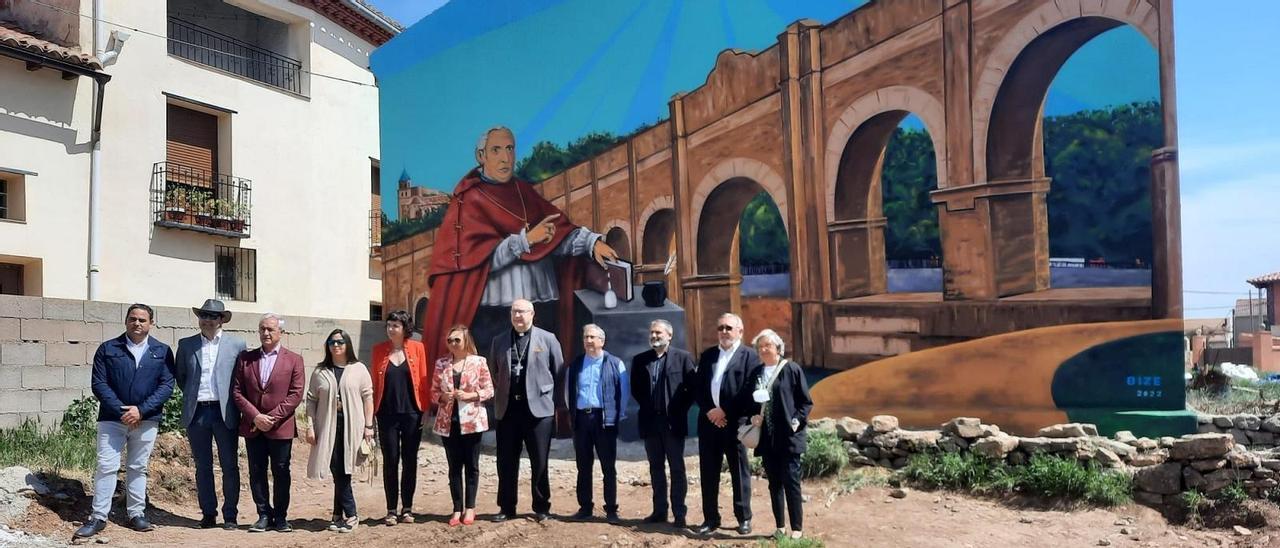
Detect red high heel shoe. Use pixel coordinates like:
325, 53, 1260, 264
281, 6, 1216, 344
462, 510, 475, 525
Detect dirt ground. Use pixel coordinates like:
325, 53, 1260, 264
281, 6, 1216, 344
13, 433, 1280, 547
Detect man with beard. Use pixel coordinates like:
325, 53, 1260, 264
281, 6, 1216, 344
629, 319, 697, 529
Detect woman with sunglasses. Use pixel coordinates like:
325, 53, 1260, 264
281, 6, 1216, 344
304, 329, 374, 532
369, 310, 432, 526
430, 325, 494, 526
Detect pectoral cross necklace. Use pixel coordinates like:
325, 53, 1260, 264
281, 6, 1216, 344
511, 336, 527, 376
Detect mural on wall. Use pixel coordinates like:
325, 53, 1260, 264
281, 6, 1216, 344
373, 0, 1189, 437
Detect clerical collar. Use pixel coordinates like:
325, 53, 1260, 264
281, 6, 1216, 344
478, 170, 504, 185
514, 329, 528, 338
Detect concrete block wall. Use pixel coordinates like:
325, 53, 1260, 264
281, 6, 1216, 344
0, 295, 387, 430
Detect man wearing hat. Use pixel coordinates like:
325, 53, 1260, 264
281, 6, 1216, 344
173, 299, 248, 529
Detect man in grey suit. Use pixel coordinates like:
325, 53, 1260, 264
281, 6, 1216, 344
489, 298, 565, 523
173, 299, 248, 530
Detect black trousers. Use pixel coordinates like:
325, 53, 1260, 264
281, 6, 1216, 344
643, 420, 687, 519
188, 403, 240, 522
496, 397, 554, 514
331, 419, 356, 519
245, 436, 292, 523
442, 421, 482, 512
572, 409, 618, 513
697, 419, 752, 525
377, 412, 422, 514
761, 451, 803, 531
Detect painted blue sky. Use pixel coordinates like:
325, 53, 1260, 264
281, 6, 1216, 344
369, 0, 1278, 320
370, 0, 1155, 198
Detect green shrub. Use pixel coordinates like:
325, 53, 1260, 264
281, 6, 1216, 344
800, 430, 847, 479
62, 390, 186, 436
899, 452, 1131, 506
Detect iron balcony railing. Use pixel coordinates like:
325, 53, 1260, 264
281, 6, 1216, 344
167, 17, 302, 94
151, 161, 252, 238
369, 209, 382, 254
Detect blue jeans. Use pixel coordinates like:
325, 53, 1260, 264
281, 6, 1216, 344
188, 403, 240, 521
92, 420, 158, 521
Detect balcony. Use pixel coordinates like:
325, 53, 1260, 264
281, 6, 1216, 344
369, 209, 382, 256
167, 17, 302, 94
151, 162, 252, 238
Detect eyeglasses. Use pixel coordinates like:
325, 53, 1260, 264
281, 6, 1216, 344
327, 340, 347, 346
716, 325, 735, 332
447, 338, 463, 344
197, 312, 221, 320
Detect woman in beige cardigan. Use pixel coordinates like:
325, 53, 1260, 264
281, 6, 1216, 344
304, 329, 374, 533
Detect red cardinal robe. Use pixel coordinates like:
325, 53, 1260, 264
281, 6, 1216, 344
422, 168, 588, 396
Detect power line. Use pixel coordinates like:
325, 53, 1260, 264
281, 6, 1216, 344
28, 0, 378, 88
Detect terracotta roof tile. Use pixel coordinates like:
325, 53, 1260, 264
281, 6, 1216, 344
0, 21, 102, 71
1248, 271, 1280, 286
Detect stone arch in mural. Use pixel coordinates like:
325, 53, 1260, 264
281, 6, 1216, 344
640, 208, 676, 266
602, 219, 632, 262
971, 0, 1160, 295
823, 86, 947, 299
413, 296, 428, 335
688, 157, 789, 261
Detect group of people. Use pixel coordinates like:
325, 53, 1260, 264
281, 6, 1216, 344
74, 297, 813, 541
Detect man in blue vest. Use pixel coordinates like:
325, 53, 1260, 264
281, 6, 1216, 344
566, 324, 628, 524
75, 304, 176, 539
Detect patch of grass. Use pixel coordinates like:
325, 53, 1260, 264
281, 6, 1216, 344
800, 430, 847, 479
1186, 378, 1280, 416
898, 452, 1131, 506
0, 419, 96, 474
1180, 489, 1207, 526
837, 467, 890, 493
759, 532, 825, 548
1218, 481, 1248, 506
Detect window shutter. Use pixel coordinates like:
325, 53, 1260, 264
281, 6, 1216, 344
166, 104, 218, 186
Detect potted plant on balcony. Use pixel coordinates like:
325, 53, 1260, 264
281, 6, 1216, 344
211, 198, 235, 231
227, 200, 250, 234
163, 187, 191, 224
191, 193, 216, 229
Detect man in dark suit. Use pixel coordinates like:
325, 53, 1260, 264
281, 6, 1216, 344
231, 313, 305, 533
566, 324, 628, 524
489, 298, 565, 522
173, 299, 247, 530
694, 312, 762, 536
75, 304, 175, 540
630, 319, 696, 529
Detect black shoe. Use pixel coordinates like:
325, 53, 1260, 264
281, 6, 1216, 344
127, 515, 155, 532
735, 520, 752, 535
492, 512, 511, 523
273, 520, 293, 533
642, 513, 666, 524
73, 518, 107, 538
248, 517, 270, 532
695, 522, 720, 535
199, 515, 217, 529
570, 509, 592, 521
222, 520, 239, 531
673, 517, 688, 529
533, 512, 551, 523
605, 512, 621, 525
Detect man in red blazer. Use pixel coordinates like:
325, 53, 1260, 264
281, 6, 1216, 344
231, 313, 304, 533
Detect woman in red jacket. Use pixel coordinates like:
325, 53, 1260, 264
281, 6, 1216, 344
369, 310, 431, 526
